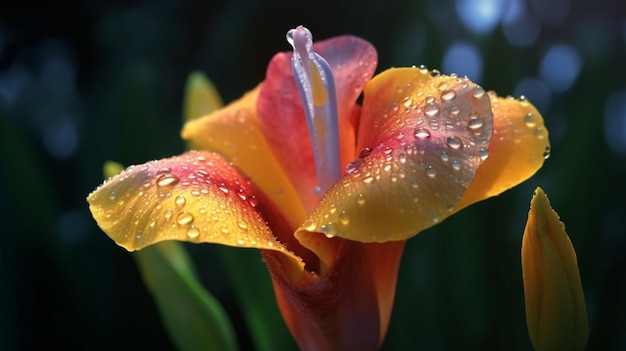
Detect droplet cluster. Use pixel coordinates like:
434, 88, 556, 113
88, 151, 289, 253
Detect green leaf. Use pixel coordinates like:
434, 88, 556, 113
134, 242, 238, 351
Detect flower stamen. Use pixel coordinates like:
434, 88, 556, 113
287, 26, 341, 195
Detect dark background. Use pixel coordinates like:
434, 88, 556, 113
1, 0, 625, 349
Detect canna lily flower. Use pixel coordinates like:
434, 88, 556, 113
87, 26, 550, 350
521, 187, 589, 351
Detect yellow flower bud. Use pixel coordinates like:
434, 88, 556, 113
521, 187, 589, 351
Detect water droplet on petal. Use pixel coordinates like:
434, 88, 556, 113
236, 238, 246, 245
339, 211, 350, 225
108, 192, 116, 200
473, 86, 485, 98
543, 146, 551, 159
187, 226, 200, 238
535, 127, 546, 139
320, 223, 336, 237
218, 183, 229, 193
468, 117, 485, 130
359, 147, 373, 158
450, 104, 460, 116
524, 113, 536, 127
237, 220, 248, 230
248, 196, 258, 208
157, 174, 179, 187
446, 136, 463, 149
363, 176, 374, 184
441, 89, 456, 101
175, 195, 186, 207
176, 211, 194, 225
414, 128, 431, 139
426, 166, 437, 178
424, 103, 440, 117
432, 215, 440, 223
431, 69, 441, 77
164, 210, 173, 221
441, 152, 450, 162
304, 222, 317, 231
356, 193, 366, 205
451, 160, 461, 171
479, 147, 489, 160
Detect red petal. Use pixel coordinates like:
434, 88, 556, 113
262, 239, 404, 351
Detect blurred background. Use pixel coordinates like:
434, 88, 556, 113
1, 0, 625, 349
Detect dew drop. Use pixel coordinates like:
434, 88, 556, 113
535, 127, 546, 139
468, 117, 485, 130
187, 226, 200, 238
356, 193, 366, 205
362, 176, 374, 184
359, 147, 373, 158
164, 209, 173, 221
451, 160, 461, 171
426, 166, 437, 178
398, 152, 408, 164
431, 69, 441, 77
320, 223, 336, 237
473, 86, 485, 98
410, 179, 419, 189
543, 146, 551, 159
175, 195, 186, 207
414, 128, 431, 139
136, 231, 142, 239
524, 113, 537, 127
450, 104, 460, 116
218, 183, 229, 193
237, 220, 248, 230
441, 152, 450, 162
108, 192, 116, 200
419, 64, 428, 73
431, 215, 440, 223
157, 174, 179, 187
248, 196, 258, 208
176, 211, 194, 226
221, 227, 230, 234
446, 136, 463, 149
424, 103, 440, 117
304, 222, 317, 231
479, 147, 489, 161
441, 89, 456, 101
403, 97, 413, 108
339, 211, 350, 225
236, 238, 246, 245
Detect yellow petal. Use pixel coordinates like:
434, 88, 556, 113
87, 150, 304, 272
181, 86, 307, 229
456, 94, 550, 209
183, 71, 224, 122
297, 67, 493, 242
521, 187, 589, 351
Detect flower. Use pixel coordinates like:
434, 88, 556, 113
521, 187, 589, 351
87, 26, 550, 350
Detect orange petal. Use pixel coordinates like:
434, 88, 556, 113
455, 93, 550, 209
181, 87, 307, 230
87, 150, 303, 271
297, 67, 493, 242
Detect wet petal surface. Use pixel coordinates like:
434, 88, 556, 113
298, 67, 493, 242
87, 150, 303, 268
455, 93, 550, 209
